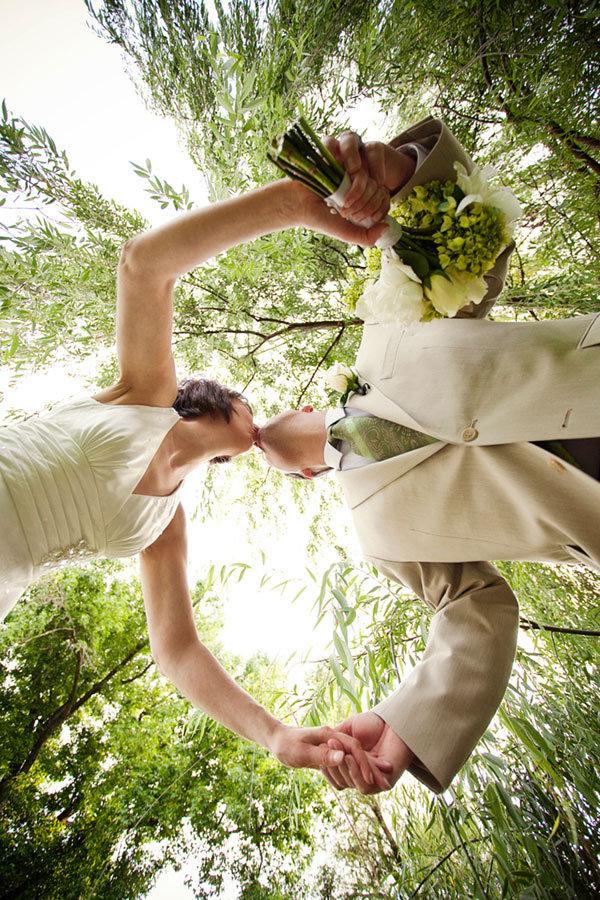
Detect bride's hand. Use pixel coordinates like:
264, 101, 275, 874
278, 178, 387, 247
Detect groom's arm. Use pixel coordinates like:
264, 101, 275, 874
365, 559, 519, 793
320, 561, 517, 795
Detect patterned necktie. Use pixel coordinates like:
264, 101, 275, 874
328, 414, 438, 461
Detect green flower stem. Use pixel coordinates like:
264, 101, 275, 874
267, 152, 323, 193
298, 116, 345, 181
394, 236, 439, 265
276, 135, 338, 194
289, 125, 342, 188
276, 149, 332, 194
401, 223, 439, 238
267, 153, 329, 195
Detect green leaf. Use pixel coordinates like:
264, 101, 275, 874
333, 631, 354, 675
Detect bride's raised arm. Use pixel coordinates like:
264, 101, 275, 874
107, 179, 387, 408
104, 173, 391, 778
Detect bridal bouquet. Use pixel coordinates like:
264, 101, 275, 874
269, 118, 521, 326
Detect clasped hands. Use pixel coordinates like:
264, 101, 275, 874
269, 711, 414, 795
285, 130, 415, 249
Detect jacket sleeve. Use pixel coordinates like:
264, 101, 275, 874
366, 559, 519, 793
388, 116, 514, 318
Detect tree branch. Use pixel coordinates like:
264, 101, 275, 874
295, 325, 345, 406
520, 618, 600, 638
367, 797, 401, 862
410, 836, 489, 897
547, 121, 600, 179
120, 660, 154, 685
0, 637, 149, 812
0, 648, 84, 810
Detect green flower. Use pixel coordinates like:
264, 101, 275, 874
432, 202, 508, 277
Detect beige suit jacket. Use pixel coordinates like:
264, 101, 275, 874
335, 118, 600, 793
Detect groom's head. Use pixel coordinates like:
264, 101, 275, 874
255, 405, 332, 481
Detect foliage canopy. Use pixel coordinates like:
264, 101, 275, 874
1, 1, 600, 896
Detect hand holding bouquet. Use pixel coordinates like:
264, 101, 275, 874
269, 118, 521, 326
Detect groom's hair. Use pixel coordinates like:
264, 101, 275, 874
173, 378, 252, 465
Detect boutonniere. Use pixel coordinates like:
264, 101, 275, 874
324, 362, 369, 405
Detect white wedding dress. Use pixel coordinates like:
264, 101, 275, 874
0, 396, 182, 620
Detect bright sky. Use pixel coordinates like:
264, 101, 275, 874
0, 5, 359, 895
0, 0, 204, 219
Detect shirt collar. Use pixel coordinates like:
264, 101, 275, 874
324, 408, 345, 469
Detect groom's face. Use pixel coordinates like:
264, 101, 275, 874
255, 408, 330, 480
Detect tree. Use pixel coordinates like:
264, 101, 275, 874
0, 562, 327, 899
6, 2, 600, 401
87, 0, 600, 323
0, 101, 147, 370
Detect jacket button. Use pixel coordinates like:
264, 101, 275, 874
461, 426, 479, 442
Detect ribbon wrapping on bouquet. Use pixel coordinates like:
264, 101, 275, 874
325, 172, 403, 250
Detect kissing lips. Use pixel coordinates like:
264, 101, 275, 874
253, 427, 264, 451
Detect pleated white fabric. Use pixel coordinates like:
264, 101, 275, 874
0, 396, 182, 620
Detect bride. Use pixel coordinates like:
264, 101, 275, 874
0, 166, 392, 783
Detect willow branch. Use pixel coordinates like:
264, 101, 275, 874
247, 318, 359, 360
410, 837, 490, 897
547, 121, 600, 179
295, 325, 345, 407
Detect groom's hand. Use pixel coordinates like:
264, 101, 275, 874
323, 131, 391, 226
321, 711, 415, 795
324, 132, 416, 218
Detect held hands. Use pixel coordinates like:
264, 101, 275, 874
267, 722, 393, 791
321, 711, 415, 795
281, 179, 388, 248
324, 131, 415, 221
278, 130, 416, 247
323, 131, 391, 225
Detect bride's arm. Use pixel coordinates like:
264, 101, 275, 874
112, 179, 386, 406
139, 505, 390, 784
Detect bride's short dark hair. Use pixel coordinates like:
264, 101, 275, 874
173, 378, 250, 423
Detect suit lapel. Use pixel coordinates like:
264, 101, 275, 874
337, 441, 445, 509
346, 379, 430, 433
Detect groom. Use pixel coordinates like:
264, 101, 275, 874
255, 118, 600, 794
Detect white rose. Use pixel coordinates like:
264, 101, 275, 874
355, 254, 425, 325
324, 361, 355, 393
426, 271, 488, 318
453, 161, 522, 235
